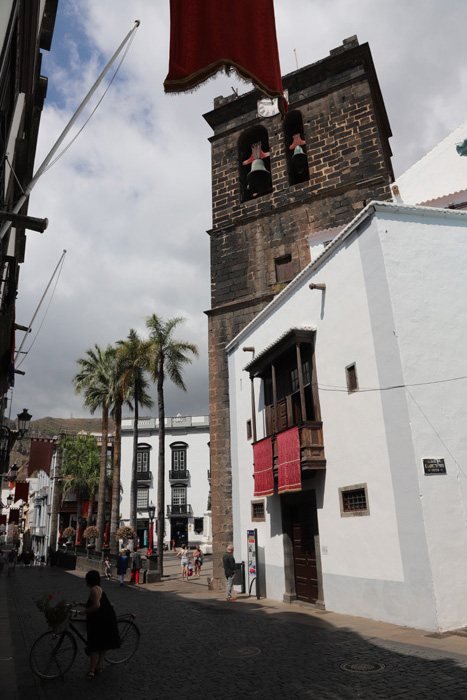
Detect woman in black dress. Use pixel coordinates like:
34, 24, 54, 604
77, 569, 120, 678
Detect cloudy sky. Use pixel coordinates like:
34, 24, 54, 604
9, 0, 467, 423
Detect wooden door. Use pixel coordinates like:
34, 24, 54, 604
292, 503, 318, 603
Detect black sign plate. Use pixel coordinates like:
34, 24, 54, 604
423, 458, 446, 475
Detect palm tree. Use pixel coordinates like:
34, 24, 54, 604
74, 344, 116, 552
116, 329, 153, 547
146, 314, 199, 575
58, 434, 101, 545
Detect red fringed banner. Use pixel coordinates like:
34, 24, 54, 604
164, 0, 287, 115
8, 509, 19, 524
14, 481, 29, 503
277, 427, 301, 494
28, 438, 56, 476
253, 436, 274, 497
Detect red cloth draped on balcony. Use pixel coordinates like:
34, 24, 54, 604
104, 523, 109, 546
253, 436, 274, 497
164, 0, 287, 116
14, 480, 29, 503
277, 427, 301, 494
28, 438, 56, 476
8, 508, 19, 523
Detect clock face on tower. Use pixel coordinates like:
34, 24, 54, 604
256, 90, 288, 118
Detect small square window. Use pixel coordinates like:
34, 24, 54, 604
339, 484, 369, 517
275, 255, 293, 283
346, 363, 358, 392
251, 500, 266, 522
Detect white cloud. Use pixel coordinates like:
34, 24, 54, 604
11, 0, 467, 421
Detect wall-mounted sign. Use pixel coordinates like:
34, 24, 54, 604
423, 458, 446, 475
247, 529, 259, 599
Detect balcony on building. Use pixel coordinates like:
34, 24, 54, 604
169, 469, 190, 482
245, 329, 326, 477
166, 504, 193, 517
34, 525, 46, 537
136, 470, 152, 483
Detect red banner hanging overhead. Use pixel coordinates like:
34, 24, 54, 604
8, 509, 19, 524
14, 481, 29, 503
28, 438, 56, 476
164, 0, 287, 115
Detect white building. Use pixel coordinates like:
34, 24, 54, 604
120, 415, 211, 551
227, 199, 467, 632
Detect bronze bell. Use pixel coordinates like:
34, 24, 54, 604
247, 158, 272, 195
292, 144, 307, 174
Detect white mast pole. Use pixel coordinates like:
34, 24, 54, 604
0, 20, 140, 241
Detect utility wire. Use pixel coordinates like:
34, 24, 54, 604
15, 253, 66, 370
314, 374, 467, 393
43, 29, 137, 175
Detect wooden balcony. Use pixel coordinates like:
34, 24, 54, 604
269, 421, 326, 475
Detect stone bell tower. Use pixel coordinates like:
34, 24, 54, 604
204, 36, 394, 586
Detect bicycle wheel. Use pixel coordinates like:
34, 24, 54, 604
105, 620, 140, 664
29, 630, 77, 680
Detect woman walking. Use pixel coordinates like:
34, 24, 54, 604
193, 545, 203, 578
176, 543, 190, 581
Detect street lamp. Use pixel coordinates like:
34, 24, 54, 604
147, 502, 155, 555
17, 408, 32, 439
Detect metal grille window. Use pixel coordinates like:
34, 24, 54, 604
137, 488, 149, 509
339, 484, 369, 517
251, 500, 266, 522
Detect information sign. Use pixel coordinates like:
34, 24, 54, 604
247, 529, 259, 598
423, 458, 446, 475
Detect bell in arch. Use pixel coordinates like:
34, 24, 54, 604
290, 133, 308, 176
243, 142, 272, 196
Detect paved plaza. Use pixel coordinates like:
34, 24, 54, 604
2, 553, 467, 699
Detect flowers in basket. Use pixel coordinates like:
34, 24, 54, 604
34, 592, 69, 633
116, 525, 136, 542
83, 525, 99, 539
62, 526, 76, 539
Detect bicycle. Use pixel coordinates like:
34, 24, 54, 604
29, 606, 140, 680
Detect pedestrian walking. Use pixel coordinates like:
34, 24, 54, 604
7, 548, 16, 577
193, 545, 203, 578
104, 556, 112, 580
130, 549, 142, 585
116, 549, 128, 586
48, 547, 59, 575
223, 544, 237, 601
76, 569, 120, 679
176, 543, 190, 581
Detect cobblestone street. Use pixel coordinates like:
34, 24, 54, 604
5, 556, 467, 700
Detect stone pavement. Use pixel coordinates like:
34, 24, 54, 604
3, 553, 467, 699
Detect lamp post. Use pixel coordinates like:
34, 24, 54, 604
148, 502, 155, 553
17, 408, 32, 439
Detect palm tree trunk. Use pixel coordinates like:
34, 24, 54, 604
156, 369, 165, 575
75, 490, 83, 547
88, 490, 95, 525
96, 406, 109, 552
110, 397, 122, 556
129, 380, 139, 548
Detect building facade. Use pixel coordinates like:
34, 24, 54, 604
227, 200, 467, 632
120, 415, 211, 551
204, 36, 394, 583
